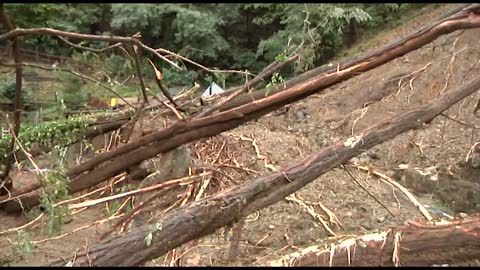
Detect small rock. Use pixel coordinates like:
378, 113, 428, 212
459, 212, 468, 218
367, 152, 380, 160
184, 257, 200, 266
376, 216, 386, 223
268, 225, 275, 230
294, 109, 309, 122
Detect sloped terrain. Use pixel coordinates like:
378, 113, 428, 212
1, 3, 480, 266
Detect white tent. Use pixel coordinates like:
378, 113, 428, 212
202, 82, 225, 97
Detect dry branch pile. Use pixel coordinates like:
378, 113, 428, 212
1, 3, 480, 267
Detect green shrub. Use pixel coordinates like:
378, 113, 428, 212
162, 68, 198, 88
56, 73, 87, 110
0, 76, 31, 104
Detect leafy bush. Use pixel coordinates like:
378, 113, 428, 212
11, 230, 33, 258
55, 72, 87, 110
40, 170, 70, 235
162, 68, 198, 88
2, 3, 427, 81
0, 115, 90, 165
104, 53, 134, 78
362, 4, 413, 27
0, 76, 31, 104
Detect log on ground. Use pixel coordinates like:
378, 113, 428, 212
268, 215, 480, 266
49, 68, 480, 266
3, 4, 480, 214
62, 4, 480, 194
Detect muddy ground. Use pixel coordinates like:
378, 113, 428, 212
1, 3, 480, 266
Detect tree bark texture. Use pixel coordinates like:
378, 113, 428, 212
268, 215, 480, 266
3, 4, 480, 213
65, 5, 480, 191
50, 72, 480, 266
0, 4, 23, 194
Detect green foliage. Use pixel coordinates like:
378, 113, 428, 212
111, 4, 180, 38
115, 85, 139, 98
266, 72, 285, 88
162, 68, 198, 88
106, 184, 134, 216
213, 70, 229, 90
104, 54, 133, 78
265, 72, 285, 96
3, 4, 67, 29
3, 4, 111, 54
0, 115, 90, 165
54, 4, 111, 33
11, 230, 34, 258
40, 171, 70, 235
245, 4, 287, 26
275, 52, 288, 62
362, 4, 412, 26
257, 4, 372, 73
43, 170, 70, 200
0, 76, 31, 104
55, 72, 87, 110
2, 4, 62, 53
173, 8, 230, 62
229, 48, 258, 71
2, 3, 426, 88
144, 222, 163, 247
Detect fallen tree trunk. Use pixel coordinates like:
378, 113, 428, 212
3, 118, 129, 164
50, 71, 480, 266
205, 4, 475, 113
193, 53, 299, 118
65, 5, 480, 186
0, 119, 129, 209
223, 53, 299, 94
268, 215, 480, 266
3, 4, 480, 213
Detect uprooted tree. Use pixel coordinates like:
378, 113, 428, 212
51, 64, 480, 266
1, 3, 480, 211
1, 3, 480, 266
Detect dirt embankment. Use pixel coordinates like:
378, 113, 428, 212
1, 4, 480, 267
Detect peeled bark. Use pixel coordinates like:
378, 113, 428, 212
268, 215, 480, 266
50, 72, 480, 266
209, 4, 476, 113
2, 4, 480, 213
65, 5, 480, 189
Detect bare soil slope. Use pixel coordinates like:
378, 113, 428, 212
1, 3, 479, 267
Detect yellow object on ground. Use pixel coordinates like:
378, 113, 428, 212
110, 98, 117, 108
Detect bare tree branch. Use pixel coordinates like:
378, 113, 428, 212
64, 5, 480, 183
155, 47, 259, 78
53, 66, 480, 266
0, 27, 182, 70
57, 36, 123, 53
0, 60, 136, 109
147, 58, 179, 108
130, 45, 149, 104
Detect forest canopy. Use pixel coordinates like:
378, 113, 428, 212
1, 4, 419, 79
